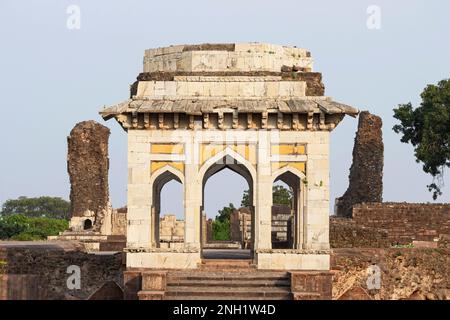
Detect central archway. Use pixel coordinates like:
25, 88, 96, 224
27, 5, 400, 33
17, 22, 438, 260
199, 151, 256, 259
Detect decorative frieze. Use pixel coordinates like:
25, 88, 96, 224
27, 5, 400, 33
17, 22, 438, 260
113, 111, 343, 131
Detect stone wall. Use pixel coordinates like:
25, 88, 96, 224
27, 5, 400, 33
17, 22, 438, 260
352, 202, 450, 244
331, 248, 450, 300
271, 205, 293, 249
159, 215, 184, 248
111, 207, 127, 236
329, 216, 390, 248
230, 208, 252, 246
0, 242, 123, 300
67, 121, 110, 231
336, 111, 383, 218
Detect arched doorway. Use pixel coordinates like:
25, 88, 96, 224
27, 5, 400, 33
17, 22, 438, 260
151, 169, 184, 248
200, 154, 255, 259
272, 169, 304, 249
83, 219, 93, 230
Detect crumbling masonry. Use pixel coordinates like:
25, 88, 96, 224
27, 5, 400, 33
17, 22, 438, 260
336, 111, 383, 218
67, 120, 110, 231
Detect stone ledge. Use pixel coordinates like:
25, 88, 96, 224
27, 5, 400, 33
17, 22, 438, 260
255, 249, 330, 255
124, 247, 200, 253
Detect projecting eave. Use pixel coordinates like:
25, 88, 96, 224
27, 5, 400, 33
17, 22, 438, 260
99, 97, 359, 119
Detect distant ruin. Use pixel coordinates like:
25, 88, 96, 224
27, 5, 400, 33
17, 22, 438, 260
49, 121, 126, 251
336, 111, 383, 218
67, 120, 110, 231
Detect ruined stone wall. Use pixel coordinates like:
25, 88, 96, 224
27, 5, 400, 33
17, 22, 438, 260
329, 216, 390, 248
159, 215, 184, 248
331, 248, 450, 300
230, 208, 252, 244
111, 207, 127, 236
352, 203, 450, 245
0, 244, 123, 300
271, 205, 292, 248
336, 111, 383, 218
68, 121, 110, 231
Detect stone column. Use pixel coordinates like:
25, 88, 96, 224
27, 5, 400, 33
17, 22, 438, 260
254, 131, 271, 250
127, 130, 152, 248
304, 132, 330, 250
183, 134, 201, 249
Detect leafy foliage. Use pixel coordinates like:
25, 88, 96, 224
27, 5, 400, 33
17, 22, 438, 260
272, 185, 293, 206
240, 185, 293, 207
393, 79, 450, 199
0, 214, 68, 240
0, 196, 70, 219
212, 219, 230, 241
241, 190, 250, 207
216, 203, 235, 222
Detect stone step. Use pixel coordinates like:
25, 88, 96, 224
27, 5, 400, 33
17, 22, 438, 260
200, 259, 253, 265
105, 235, 127, 241
167, 279, 291, 288
162, 268, 293, 300
198, 259, 256, 270
164, 288, 291, 300
167, 286, 290, 292
167, 271, 289, 281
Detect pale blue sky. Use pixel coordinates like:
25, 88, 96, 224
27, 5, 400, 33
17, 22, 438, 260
0, 0, 449, 219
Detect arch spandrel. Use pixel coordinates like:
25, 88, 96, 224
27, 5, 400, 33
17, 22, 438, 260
271, 165, 306, 185
150, 161, 184, 177
271, 162, 306, 178
150, 164, 185, 186
199, 143, 256, 167
198, 146, 257, 184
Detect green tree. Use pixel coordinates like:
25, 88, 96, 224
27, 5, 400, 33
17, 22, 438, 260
216, 203, 235, 222
212, 220, 230, 241
272, 185, 293, 206
240, 185, 293, 207
393, 79, 450, 199
241, 190, 250, 207
211, 203, 236, 240
0, 214, 68, 240
0, 214, 28, 239
0, 196, 70, 219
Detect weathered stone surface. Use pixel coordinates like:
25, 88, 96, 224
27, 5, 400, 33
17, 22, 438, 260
0, 243, 123, 300
352, 202, 450, 244
336, 111, 383, 217
329, 216, 390, 248
291, 271, 332, 300
159, 215, 185, 246
68, 121, 110, 231
331, 248, 450, 300
141, 271, 167, 291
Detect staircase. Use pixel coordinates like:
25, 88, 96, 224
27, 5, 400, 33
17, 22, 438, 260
163, 259, 292, 300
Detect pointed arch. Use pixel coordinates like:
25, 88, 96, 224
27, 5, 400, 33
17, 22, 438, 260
150, 164, 185, 248
271, 166, 306, 250
271, 165, 306, 184
150, 164, 184, 186
199, 146, 257, 253
199, 146, 256, 184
